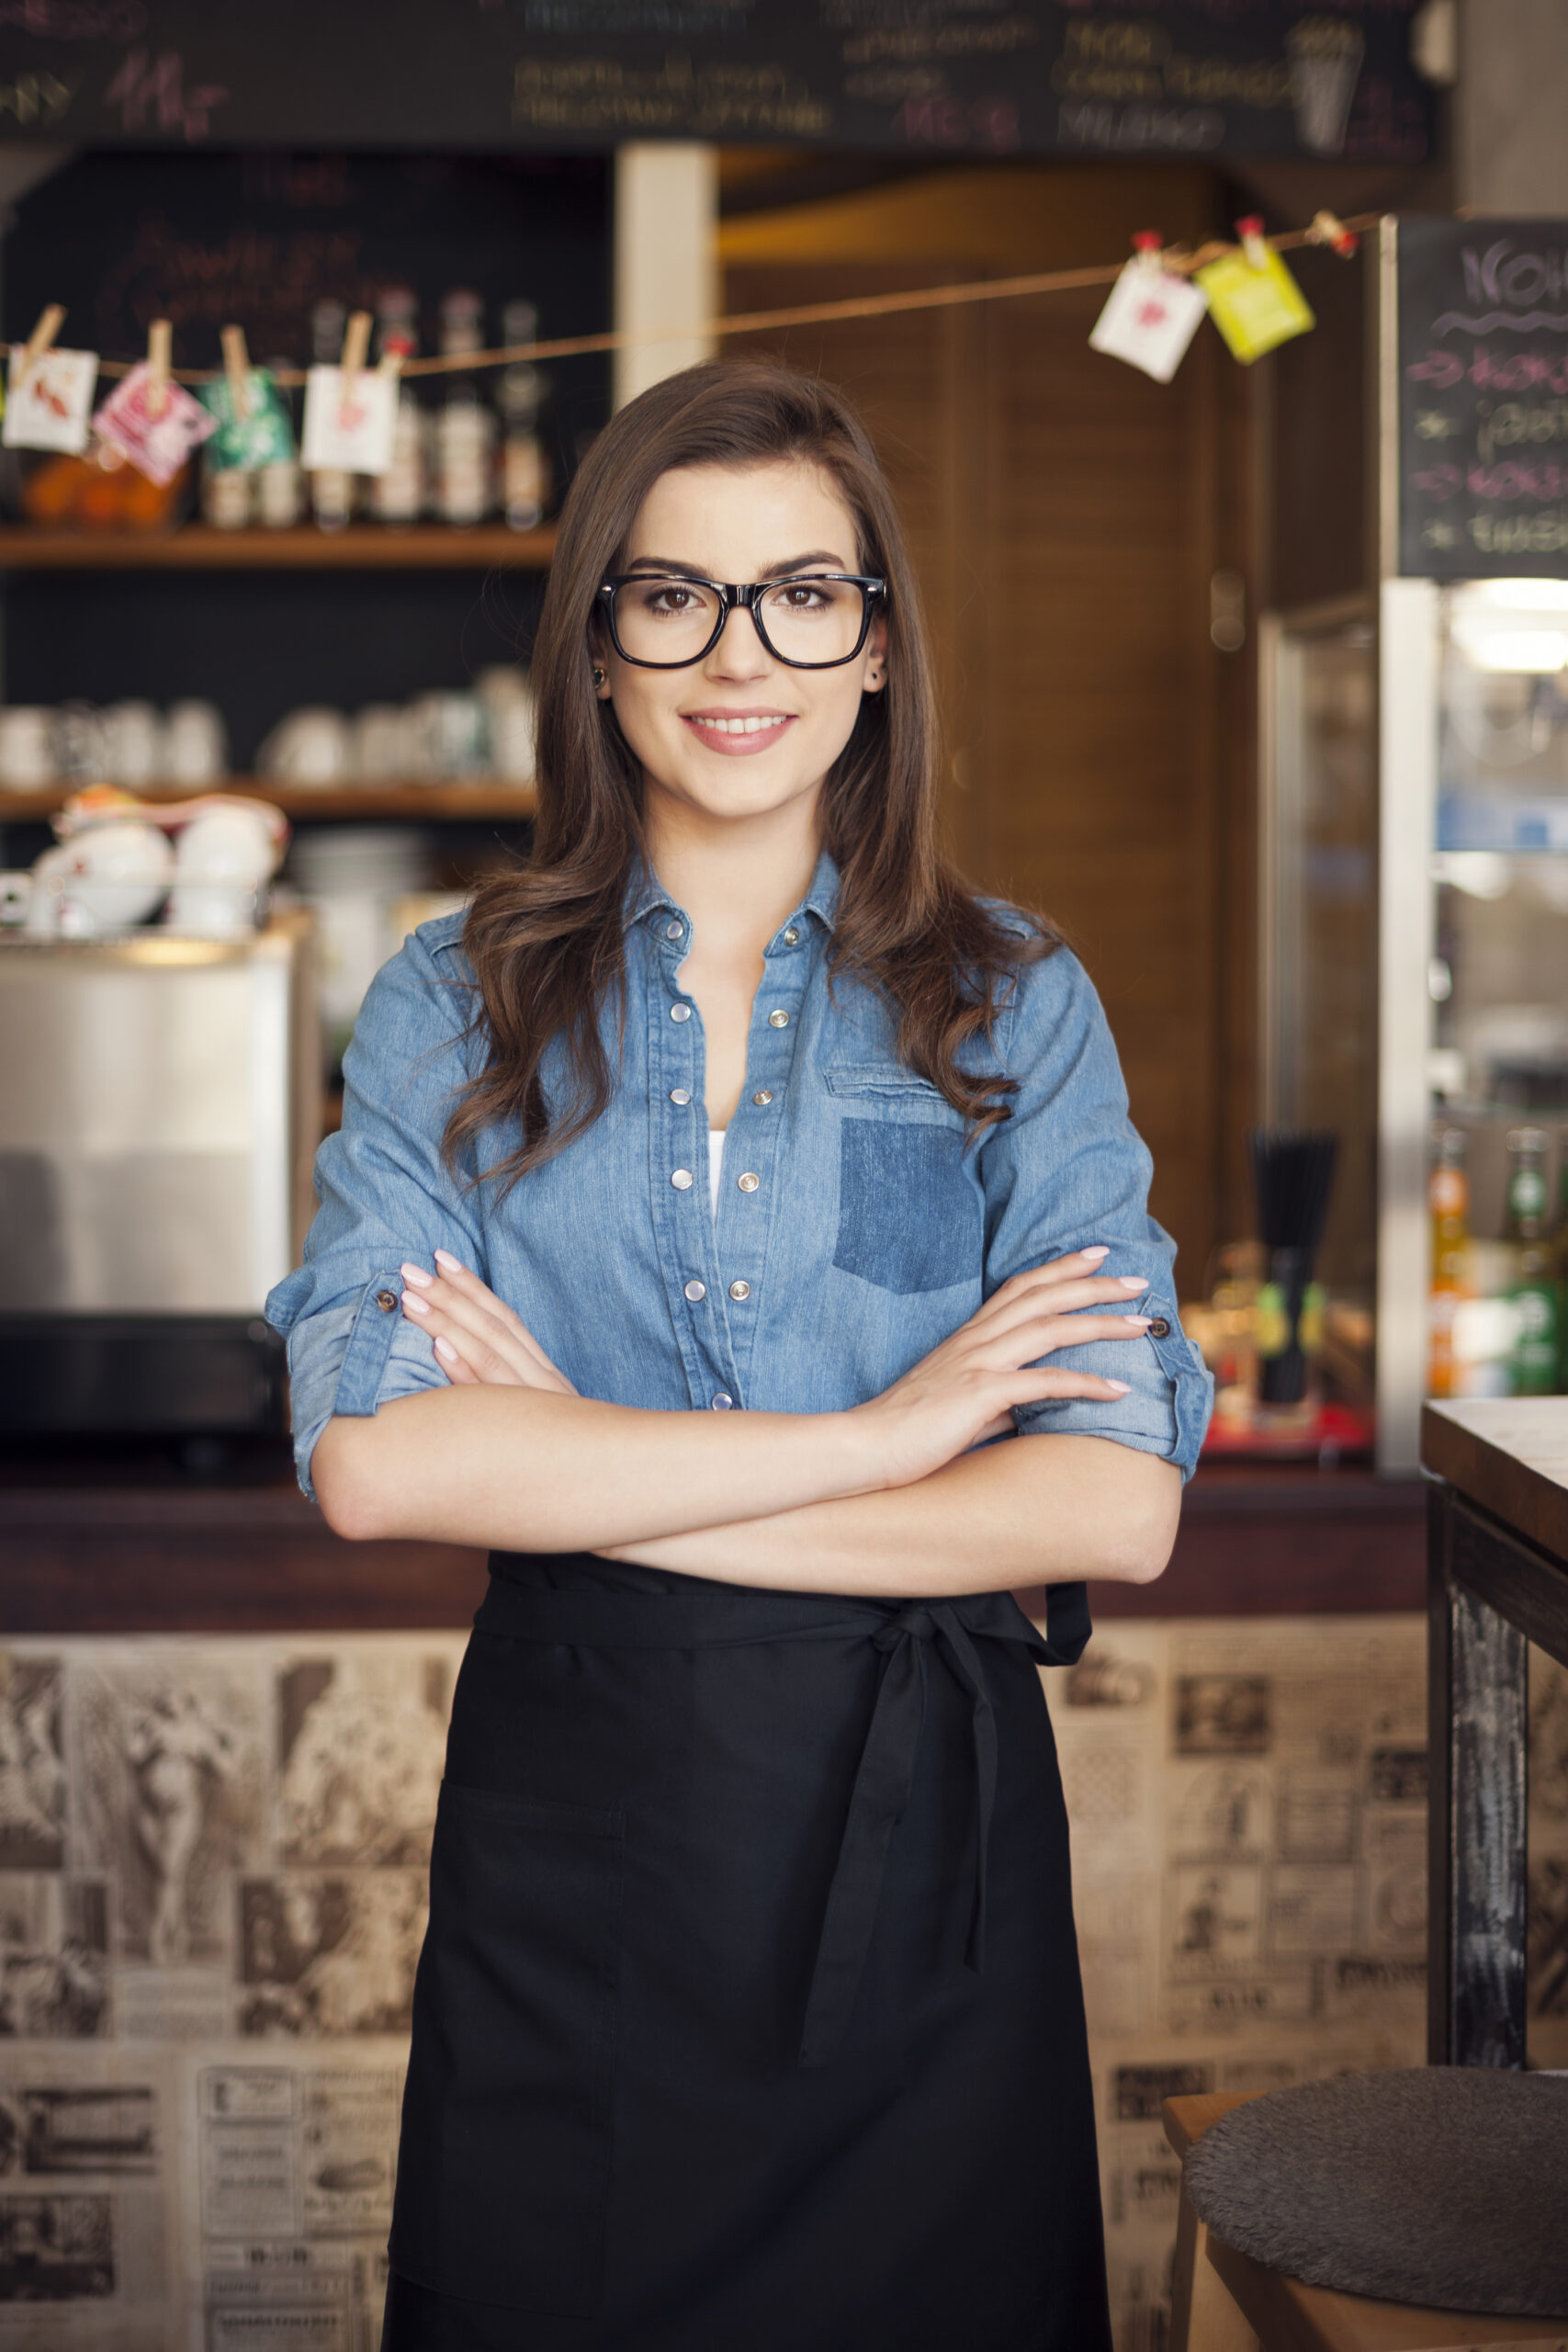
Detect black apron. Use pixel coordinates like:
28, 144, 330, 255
381, 1552, 1111, 2352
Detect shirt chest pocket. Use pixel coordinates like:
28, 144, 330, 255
822, 1066, 979, 1296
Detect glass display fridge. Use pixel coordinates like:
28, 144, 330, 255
1262, 218, 1568, 1475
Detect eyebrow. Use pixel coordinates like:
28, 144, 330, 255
620, 548, 852, 579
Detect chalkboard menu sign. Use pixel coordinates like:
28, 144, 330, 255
1397, 217, 1568, 580
0, 3, 1433, 162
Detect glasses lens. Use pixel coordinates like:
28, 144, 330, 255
612, 578, 722, 664
756, 578, 866, 665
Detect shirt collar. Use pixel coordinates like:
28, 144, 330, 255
624, 847, 841, 939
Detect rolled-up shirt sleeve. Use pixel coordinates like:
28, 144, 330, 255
981, 943, 1213, 1480
265, 920, 486, 1498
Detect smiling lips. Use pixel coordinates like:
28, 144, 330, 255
682, 708, 795, 756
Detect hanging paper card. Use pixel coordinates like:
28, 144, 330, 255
199, 368, 295, 470
1196, 247, 1315, 365
300, 366, 396, 475
93, 362, 217, 485
1089, 263, 1209, 384
3, 345, 98, 454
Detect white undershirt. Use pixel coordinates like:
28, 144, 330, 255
707, 1129, 727, 1216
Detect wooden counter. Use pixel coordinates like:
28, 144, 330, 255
0, 1451, 1425, 1635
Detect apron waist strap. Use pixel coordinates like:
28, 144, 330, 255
473, 1560, 1057, 2071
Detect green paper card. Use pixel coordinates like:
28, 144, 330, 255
199, 368, 296, 469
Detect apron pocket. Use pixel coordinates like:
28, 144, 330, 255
389, 1779, 626, 2316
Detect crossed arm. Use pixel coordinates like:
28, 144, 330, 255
310, 1248, 1181, 1600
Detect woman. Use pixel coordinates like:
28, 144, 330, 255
268, 357, 1213, 2351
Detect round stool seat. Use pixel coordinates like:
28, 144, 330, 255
1184, 2068, 1568, 2317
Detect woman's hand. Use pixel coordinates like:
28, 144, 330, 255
854, 1245, 1151, 1491
399, 1252, 578, 1395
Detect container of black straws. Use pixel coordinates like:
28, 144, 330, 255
1249, 1130, 1338, 1408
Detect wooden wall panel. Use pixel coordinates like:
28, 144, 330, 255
726, 251, 1240, 1283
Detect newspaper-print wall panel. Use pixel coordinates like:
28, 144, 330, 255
0, 1621, 1562, 2350
1046, 1617, 1568, 2352
0, 1634, 463, 2350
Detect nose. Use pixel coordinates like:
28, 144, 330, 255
705, 599, 773, 680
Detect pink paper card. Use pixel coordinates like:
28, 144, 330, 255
4, 345, 99, 454
94, 361, 217, 486
1089, 262, 1209, 384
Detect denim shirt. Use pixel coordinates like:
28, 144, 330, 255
267, 852, 1212, 1514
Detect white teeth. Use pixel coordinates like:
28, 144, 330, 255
695, 715, 785, 735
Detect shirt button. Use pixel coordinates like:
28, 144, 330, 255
683, 1279, 705, 1302
728, 1280, 751, 1301
670, 1087, 692, 1105
737, 1171, 760, 1193
665, 920, 682, 940
711, 1393, 734, 1410
671, 1168, 694, 1190
768, 1009, 789, 1028
376, 1290, 398, 1312
671, 1002, 692, 1023
752, 1089, 773, 1106
783, 925, 800, 945
1148, 1317, 1170, 1340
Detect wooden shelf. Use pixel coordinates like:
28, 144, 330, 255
0, 524, 557, 571
0, 780, 536, 822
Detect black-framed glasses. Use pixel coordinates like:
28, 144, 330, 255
597, 572, 886, 671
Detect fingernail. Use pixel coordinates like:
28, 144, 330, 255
434, 1336, 458, 1363
400, 1261, 434, 1288
1105, 1379, 1131, 1395
1118, 1275, 1148, 1290
1123, 1316, 1151, 1329
402, 1292, 430, 1317
1081, 1245, 1110, 1261
434, 1249, 465, 1272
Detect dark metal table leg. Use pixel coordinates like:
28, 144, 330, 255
1427, 1482, 1529, 2067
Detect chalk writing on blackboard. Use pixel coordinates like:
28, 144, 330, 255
0, 72, 75, 125
1397, 221, 1568, 578
512, 55, 830, 138
102, 48, 228, 139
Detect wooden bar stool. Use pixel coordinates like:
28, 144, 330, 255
1164, 2092, 1568, 2352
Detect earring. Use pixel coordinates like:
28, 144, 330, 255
592, 665, 607, 688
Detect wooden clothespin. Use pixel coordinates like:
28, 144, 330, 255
220, 323, 252, 420
146, 319, 172, 419
1235, 216, 1269, 271
13, 303, 65, 393
1307, 209, 1359, 260
1132, 231, 1163, 276
338, 308, 371, 420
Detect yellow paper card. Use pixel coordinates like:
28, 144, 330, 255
1196, 246, 1315, 364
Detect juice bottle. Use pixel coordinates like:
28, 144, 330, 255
1427, 1126, 1469, 1398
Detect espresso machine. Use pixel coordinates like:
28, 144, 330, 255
0, 910, 318, 1434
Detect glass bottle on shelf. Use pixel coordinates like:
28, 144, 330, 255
257, 356, 303, 528
499, 298, 550, 531
1427, 1125, 1470, 1399
309, 297, 354, 533
434, 288, 494, 526
371, 286, 424, 526
1506, 1125, 1558, 1395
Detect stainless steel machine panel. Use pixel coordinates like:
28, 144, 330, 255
0, 913, 318, 1316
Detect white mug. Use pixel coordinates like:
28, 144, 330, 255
101, 701, 165, 787
257, 707, 351, 786
0, 707, 56, 791
164, 701, 228, 787
166, 802, 280, 937
23, 820, 173, 935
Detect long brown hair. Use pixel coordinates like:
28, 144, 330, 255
446, 357, 1055, 1188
